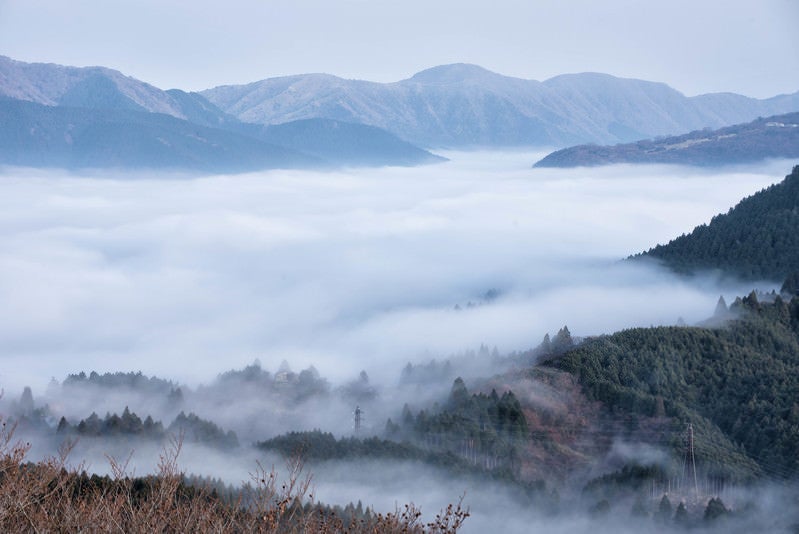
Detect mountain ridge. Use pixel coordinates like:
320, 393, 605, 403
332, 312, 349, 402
5, 56, 799, 149
0, 96, 317, 172
200, 63, 799, 148
0, 55, 445, 172
534, 112, 799, 167
0, 96, 444, 172
3, 55, 798, 167
0, 55, 237, 129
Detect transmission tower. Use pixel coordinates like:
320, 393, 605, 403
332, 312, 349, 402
354, 406, 362, 434
682, 423, 699, 500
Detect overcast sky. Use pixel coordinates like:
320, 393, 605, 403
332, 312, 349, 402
0, 0, 797, 97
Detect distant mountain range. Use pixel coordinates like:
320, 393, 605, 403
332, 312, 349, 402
534, 112, 799, 167
1, 55, 798, 171
634, 165, 799, 281
201, 63, 799, 148
0, 56, 442, 171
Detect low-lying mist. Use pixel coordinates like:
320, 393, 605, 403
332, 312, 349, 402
307, 458, 799, 534
0, 153, 786, 391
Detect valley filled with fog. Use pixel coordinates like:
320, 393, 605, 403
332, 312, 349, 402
0, 152, 786, 387
0, 153, 795, 532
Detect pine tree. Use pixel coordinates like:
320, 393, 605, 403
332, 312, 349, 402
18, 386, 34, 416
656, 495, 672, 522
781, 271, 799, 296
714, 295, 728, 316
449, 377, 469, 408
552, 326, 574, 353
540, 333, 552, 354
704, 497, 728, 521
674, 502, 690, 526
56, 416, 69, 433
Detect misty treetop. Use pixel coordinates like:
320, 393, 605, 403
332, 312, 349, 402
536, 326, 575, 358
208, 360, 376, 405
63, 370, 180, 396
56, 408, 239, 449
54, 361, 379, 415
398, 344, 504, 388
183, 359, 381, 412
257, 429, 554, 509
400, 359, 456, 386
582, 464, 667, 502
386, 377, 530, 474
340, 370, 378, 403
170, 411, 239, 449
258, 429, 462, 466
634, 165, 799, 281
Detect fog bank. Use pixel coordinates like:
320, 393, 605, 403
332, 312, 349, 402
0, 153, 787, 389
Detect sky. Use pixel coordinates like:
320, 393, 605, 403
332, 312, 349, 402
0, 0, 797, 98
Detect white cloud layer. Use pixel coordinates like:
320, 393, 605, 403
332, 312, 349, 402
0, 153, 790, 391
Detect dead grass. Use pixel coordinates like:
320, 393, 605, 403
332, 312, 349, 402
0, 418, 468, 533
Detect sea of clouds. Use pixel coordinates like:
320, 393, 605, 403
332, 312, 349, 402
0, 152, 789, 390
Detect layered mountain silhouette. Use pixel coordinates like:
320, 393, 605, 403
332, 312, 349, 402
0, 56, 231, 127
2, 56, 798, 170
0, 56, 442, 171
201, 63, 799, 148
248, 119, 445, 167
0, 96, 315, 172
534, 112, 799, 167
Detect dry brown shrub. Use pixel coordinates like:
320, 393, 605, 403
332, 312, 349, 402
0, 415, 468, 533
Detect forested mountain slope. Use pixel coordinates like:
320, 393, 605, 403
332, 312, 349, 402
635, 165, 799, 280
545, 292, 799, 480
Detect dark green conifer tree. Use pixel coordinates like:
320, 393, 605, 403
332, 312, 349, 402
704, 497, 728, 521
656, 495, 672, 522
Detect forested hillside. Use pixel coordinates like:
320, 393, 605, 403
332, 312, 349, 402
635, 165, 799, 280
546, 291, 799, 480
